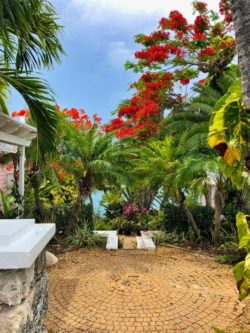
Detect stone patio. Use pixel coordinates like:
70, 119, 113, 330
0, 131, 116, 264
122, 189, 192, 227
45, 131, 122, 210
44, 247, 248, 333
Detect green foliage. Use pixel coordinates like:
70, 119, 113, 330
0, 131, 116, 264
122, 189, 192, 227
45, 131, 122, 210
163, 204, 188, 233
66, 225, 105, 248
94, 219, 113, 231
152, 231, 184, 246
233, 212, 250, 300
82, 203, 94, 231
110, 216, 137, 235
0, 190, 17, 218
216, 252, 245, 265
213, 327, 244, 333
103, 202, 124, 220
0, 0, 64, 155
147, 211, 164, 230
209, 79, 250, 166
0, 0, 63, 71
163, 204, 215, 242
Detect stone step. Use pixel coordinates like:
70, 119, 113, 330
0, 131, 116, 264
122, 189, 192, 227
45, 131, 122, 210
106, 235, 118, 250
94, 230, 118, 250
140, 231, 156, 251
136, 236, 145, 249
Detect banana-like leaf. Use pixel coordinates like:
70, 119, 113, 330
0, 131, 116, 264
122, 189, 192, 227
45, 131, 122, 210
233, 212, 250, 300
0, 189, 12, 217
208, 79, 250, 165
236, 212, 250, 249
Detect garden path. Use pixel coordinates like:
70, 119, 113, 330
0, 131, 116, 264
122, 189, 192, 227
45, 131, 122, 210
121, 236, 137, 249
44, 247, 249, 333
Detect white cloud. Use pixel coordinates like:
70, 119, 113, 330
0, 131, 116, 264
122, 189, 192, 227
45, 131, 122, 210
70, 0, 219, 25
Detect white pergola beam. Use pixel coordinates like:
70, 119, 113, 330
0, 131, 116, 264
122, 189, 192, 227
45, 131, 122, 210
0, 130, 31, 147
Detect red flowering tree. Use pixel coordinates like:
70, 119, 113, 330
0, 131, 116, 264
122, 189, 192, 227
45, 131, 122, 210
104, 0, 235, 140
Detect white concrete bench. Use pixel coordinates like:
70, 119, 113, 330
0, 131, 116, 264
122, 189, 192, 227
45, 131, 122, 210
94, 230, 118, 250
140, 231, 156, 251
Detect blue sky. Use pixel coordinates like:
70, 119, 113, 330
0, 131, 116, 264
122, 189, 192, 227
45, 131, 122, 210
9, 0, 219, 123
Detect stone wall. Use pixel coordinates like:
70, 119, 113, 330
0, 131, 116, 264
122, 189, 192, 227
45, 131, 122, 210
0, 251, 48, 333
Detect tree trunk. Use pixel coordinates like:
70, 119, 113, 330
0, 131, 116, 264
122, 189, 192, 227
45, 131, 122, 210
213, 187, 225, 246
179, 191, 200, 240
204, 187, 211, 207
230, 0, 250, 168
29, 168, 46, 222
66, 173, 92, 235
66, 192, 83, 235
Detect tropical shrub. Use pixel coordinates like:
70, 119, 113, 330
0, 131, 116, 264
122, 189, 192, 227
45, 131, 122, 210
147, 211, 164, 231
0, 190, 18, 218
66, 225, 105, 248
162, 204, 215, 242
191, 206, 215, 241
152, 231, 185, 246
163, 204, 188, 234
110, 216, 136, 235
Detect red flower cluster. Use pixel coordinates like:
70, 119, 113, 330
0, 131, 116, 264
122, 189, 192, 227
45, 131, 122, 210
219, 0, 231, 16
198, 46, 216, 58
193, 32, 206, 41
12, 109, 29, 118
143, 31, 170, 44
135, 45, 168, 65
180, 78, 190, 85
104, 71, 174, 139
193, 1, 207, 13
168, 10, 188, 31
93, 114, 102, 123
198, 79, 206, 85
194, 15, 209, 33
51, 162, 60, 168
60, 107, 102, 130
219, 0, 233, 23
57, 170, 67, 180
5, 163, 14, 172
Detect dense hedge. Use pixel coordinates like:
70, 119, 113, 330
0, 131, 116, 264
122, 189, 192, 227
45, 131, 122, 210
162, 204, 215, 241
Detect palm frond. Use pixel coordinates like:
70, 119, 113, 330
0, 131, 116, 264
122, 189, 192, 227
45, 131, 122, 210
0, 0, 64, 71
0, 69, 58, 158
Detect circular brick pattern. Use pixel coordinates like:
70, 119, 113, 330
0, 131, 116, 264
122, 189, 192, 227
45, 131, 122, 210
45, 248, 245, 333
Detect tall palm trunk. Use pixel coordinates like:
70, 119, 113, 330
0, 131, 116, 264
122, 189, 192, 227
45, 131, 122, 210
66, 192, 84, 235
29, 167, 46, 222
66, 173, 92, 235
230, 0, 250, 168
179, 191, 200, 240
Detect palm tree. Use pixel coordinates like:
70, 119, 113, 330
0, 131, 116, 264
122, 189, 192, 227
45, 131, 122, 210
160, 65, 239, 152
174, 151, 226, 245
133, 137, 201, 239
0, 0, 64, 153
59, 121, 131, 234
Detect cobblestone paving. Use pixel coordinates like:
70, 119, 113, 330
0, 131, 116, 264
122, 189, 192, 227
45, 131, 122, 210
45, 247, 246, 333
